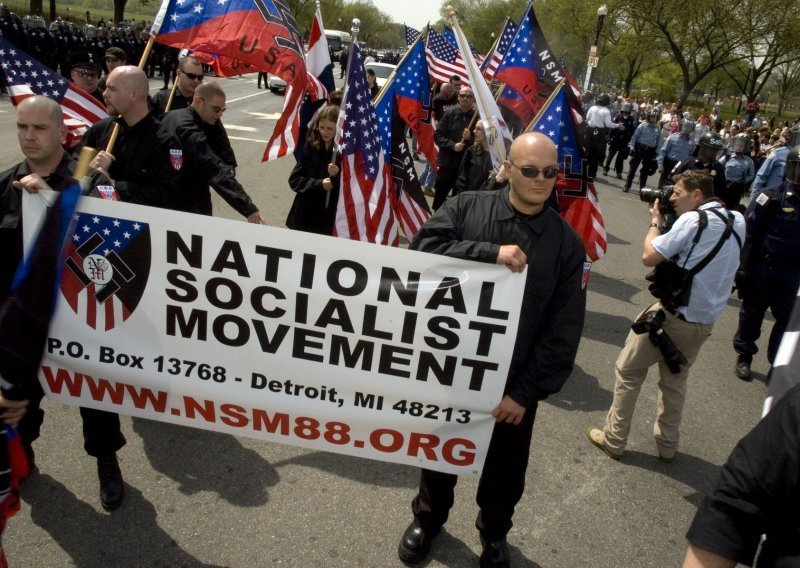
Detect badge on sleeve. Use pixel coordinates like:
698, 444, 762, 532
96, 185, 119, 200
581, 262, 592, 290
756, 192, 770, 206
169, 149, 183, 171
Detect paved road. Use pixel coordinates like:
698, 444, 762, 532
0, 75, 772, 567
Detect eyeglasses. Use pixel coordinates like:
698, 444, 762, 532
183, 71, 204, 82
508, 162, 559, 179
73, 69, 99, 79
458, 94, 474, 99
211, 105, 226, 114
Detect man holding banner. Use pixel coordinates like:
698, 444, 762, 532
399, 133, 586, 567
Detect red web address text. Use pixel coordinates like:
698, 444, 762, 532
42, 366, 477, 467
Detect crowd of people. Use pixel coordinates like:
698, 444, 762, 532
0, 15, 799, 566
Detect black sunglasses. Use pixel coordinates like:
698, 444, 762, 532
509, 162, 559, 179
183, 71, 204, 81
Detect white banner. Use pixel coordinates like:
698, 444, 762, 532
24, 193, 525, 475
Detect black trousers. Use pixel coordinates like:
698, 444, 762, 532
17, 378, 126, 458
604, 144, 628, 175
411, 404, 537, 541
584, 129, 608, 179
432, 166, 460, 211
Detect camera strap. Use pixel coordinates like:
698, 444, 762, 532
683, 208, 739, 275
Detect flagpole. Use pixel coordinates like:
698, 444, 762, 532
104, 33, 159, 155
164, 76, 181, 113
447, 4, 509, 165
524, 79, 566, 132
374, 29, 427, 106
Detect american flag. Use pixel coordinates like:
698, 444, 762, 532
528, 83, 607, 261
425, 27, 470, 86
443, 26, 483, 65
404, 24, 420, 46
0, 37, 107, 149
482, 17, 517, 80
392, 37, 437, 166
61, 212, 150, 331
334, 44, 397, 245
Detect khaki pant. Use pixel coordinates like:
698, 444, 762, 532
602, 303, 713, 458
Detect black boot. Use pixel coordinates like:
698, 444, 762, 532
97, 454, 124, 511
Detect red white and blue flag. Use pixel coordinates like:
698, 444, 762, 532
390, 37, 437, 167
425, 27, 469, 86
334, 44, 397, 245
481, 17, 517, 81
494, 4, 540, 122
264, 7, 333, 161
0, 37, 107, 149
374, 50, 432, 241
152, 0, 306, 84
528, 82, 607, 260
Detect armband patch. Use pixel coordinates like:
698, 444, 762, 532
756, 192, 769, 206
581, 262, 592, 290
169, 148, 184, 171
96, 185, 119, 201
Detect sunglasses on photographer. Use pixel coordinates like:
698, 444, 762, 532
508, 162, 559, 179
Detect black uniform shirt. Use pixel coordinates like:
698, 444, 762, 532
410, 187, 587, 406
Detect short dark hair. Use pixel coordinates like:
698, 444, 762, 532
673, 170, 714, 199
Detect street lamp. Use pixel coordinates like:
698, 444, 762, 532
582, 4, 607, 93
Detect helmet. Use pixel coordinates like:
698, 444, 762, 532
648, 108, 660, 120
620, 102, 632, 113
732, 133, 751, 154
698, 132, 724, 151
785, 145, 800, 185
597, 93, 611, 106
680, 119, 695, 135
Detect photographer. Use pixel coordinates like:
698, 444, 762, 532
588, 170, 744, 463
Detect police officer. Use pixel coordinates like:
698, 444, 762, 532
584, 93, 623, 180
673, 132, 728, 206
720, 134, 755, 212
625, 108, 661, 193
658, 118, 695, 188
732, 145, 800, 381
604, 102, 635, 179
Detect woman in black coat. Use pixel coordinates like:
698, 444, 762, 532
455, 122, 495, 194
286, 105, 341, 234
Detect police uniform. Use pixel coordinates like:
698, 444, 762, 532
658, 133, 694, 188
625, 120, 661, 192
160, 107, 257, 217
720, 153, 755, 210
734, 181, 800, 367
603, 113, 634, 177
674, 158, 728, 207
584, 102, 617, 179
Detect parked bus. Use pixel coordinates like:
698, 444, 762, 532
325, 29, 352, 55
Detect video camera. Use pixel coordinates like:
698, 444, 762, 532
631, 309, 688, 373
640, 185, 676, 217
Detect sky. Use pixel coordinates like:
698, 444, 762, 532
371, 0, 443, 32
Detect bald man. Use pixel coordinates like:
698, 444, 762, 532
0, 95, 129, 512
399, 133, 587, 567
80, 65, 188, 210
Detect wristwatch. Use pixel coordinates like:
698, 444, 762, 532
649, 223, 662, 232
